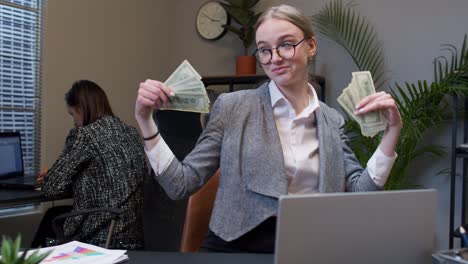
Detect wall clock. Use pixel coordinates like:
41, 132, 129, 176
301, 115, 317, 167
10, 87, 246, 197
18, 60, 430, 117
196, 1, 229, 40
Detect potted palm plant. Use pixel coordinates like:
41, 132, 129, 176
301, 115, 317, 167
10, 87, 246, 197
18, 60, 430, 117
313, 0, 468, 189
220, 0, 261, 75
0, 235, 50, 264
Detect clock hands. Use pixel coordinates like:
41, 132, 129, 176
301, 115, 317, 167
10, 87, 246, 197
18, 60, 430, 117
202, 12, 222, 23
196, 2, 227, 40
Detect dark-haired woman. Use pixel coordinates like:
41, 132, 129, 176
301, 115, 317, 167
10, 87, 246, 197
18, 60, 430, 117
41, 80, 147, 249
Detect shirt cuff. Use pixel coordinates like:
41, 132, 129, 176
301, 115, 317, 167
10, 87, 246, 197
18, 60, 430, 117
366, 146, 398, 187
144, 137, 175, 178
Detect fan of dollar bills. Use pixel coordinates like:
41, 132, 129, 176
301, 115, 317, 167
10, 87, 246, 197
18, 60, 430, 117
160, 60, 210, 113
337, 71, 387, 137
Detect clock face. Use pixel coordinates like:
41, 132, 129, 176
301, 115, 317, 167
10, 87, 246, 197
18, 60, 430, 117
196, 1, 229, 40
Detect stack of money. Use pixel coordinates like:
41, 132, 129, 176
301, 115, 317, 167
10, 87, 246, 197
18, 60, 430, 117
161, 60, 210, 113
337, 71, 387, 137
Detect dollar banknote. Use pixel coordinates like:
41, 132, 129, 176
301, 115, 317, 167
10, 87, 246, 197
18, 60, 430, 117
165, 60, 202, 86
160, 60, 210, 113
337, 86, 362, 124
161, 94, 209, 113
352, 71, 386, 137
337, 71, 387, 137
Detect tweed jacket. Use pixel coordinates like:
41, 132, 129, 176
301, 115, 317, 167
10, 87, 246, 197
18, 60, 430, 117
157, 82, 382, 242
42, 116, 148, 249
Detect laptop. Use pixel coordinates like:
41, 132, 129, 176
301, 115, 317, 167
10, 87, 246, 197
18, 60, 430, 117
0, 131, 39, 189
274, 189, 437, 264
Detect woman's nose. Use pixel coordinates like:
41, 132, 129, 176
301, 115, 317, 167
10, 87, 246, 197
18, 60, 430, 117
270, 49, 283, 63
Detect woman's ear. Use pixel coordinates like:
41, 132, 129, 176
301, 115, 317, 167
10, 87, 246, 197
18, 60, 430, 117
307, 37, 317, 59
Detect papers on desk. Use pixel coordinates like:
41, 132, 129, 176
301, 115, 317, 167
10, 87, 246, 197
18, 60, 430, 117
25, 241, 128, 264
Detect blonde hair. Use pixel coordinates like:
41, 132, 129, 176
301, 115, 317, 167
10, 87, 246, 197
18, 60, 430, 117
255, 4, 315, 40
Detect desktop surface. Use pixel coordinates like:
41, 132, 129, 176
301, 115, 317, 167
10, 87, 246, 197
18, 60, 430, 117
0, 188, 71, 208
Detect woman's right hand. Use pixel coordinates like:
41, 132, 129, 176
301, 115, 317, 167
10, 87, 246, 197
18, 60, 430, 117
135, 80, 174, 149
135, 79, 175, 122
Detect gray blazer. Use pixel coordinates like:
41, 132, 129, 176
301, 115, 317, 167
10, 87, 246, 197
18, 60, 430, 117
157, 82, 382, 241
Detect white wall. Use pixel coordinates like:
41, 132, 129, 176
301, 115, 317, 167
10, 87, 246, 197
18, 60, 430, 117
41, 0, 171, 166
1, 0, 173, 247
34, 0, 468, 250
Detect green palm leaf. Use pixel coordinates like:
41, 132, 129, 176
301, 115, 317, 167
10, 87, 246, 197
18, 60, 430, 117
312, 0, 386, 89
314, 0, 468, 189
0, 235, 50, 264
221, 0, 259, 55
384, 36, 468, 189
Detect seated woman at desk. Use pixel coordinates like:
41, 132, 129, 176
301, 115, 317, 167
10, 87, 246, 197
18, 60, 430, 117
134, 4, 402, 253
40, 80, 147, 249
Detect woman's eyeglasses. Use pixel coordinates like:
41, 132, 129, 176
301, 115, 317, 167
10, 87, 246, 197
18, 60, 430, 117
255, 38, 307, 65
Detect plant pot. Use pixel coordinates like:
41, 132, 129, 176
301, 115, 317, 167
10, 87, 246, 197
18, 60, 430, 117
236, 55, 256, 75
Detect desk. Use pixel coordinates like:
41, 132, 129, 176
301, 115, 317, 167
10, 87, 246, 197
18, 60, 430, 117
0, 188, 70, 208
127, 251, 273, 264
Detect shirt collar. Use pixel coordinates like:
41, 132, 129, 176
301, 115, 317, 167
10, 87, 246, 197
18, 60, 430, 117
269, 81, 320, 117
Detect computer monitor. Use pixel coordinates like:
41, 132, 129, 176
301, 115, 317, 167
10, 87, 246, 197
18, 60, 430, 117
0, 131, 24, 179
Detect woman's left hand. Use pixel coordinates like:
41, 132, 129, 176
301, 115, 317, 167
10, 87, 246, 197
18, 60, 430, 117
354, 91, 402, 131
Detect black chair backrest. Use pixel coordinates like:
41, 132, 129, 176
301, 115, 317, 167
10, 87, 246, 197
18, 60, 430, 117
52, 207, 124, 248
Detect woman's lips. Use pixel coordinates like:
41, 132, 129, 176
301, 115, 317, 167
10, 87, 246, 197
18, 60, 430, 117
272, 66, 288, 74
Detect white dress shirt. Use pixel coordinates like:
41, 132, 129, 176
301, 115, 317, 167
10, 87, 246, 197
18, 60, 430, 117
145, 81, 397, 193
268, 81, 396, 193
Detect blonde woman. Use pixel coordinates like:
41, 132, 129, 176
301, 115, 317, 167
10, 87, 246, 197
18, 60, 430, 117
135, 5, 401, 253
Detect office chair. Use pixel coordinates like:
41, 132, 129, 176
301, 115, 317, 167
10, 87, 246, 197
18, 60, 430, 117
51, 207, 124, 249
180, 170, 220, 253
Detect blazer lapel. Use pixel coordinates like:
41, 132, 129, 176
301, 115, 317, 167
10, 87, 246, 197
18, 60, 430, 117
317, 105, 344, 192
242, 83, 288, 198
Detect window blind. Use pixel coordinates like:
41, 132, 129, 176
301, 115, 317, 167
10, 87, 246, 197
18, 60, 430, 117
0, 0, 42, 175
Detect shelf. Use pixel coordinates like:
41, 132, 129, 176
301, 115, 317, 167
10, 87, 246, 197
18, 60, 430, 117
201, 74, 326, 102
202, 75, 269, 89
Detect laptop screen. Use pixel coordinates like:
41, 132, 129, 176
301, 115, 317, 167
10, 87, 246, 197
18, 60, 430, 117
0, 132, 24, 178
